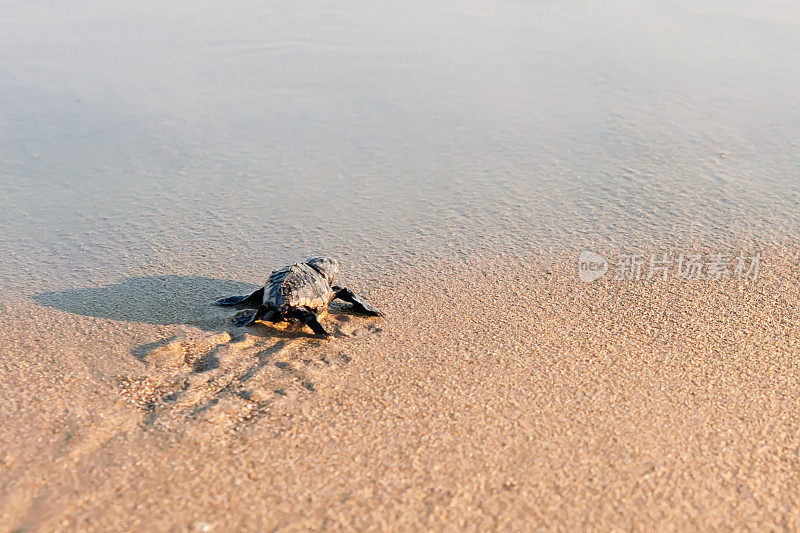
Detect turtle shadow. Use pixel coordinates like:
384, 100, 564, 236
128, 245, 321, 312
32, 275, 260, 330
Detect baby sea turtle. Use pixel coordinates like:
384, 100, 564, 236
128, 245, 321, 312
215, 257, 383, 338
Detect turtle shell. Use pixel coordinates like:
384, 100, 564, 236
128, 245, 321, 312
264, 263, 333, 312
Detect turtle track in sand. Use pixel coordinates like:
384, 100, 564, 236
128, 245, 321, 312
118, 304, 382, 436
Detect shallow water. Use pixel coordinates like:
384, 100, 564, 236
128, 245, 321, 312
1, 0, 798, 293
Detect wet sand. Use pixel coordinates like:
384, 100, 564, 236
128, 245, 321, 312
2, 245, 799, 530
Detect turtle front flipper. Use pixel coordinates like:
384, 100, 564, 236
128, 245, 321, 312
216, 287, 264, 307
332, 286, 384, 316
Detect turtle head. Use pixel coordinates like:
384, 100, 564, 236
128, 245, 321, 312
305, 257, 339, 285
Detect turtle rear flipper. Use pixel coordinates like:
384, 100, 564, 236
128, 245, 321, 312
233, 306, 282, 327
216, 287, 264, 307
233, 307, 260, 327
291, 308, 332, 339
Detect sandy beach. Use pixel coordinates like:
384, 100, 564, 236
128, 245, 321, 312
2, 245, 799, 530
2, 0, 800, 530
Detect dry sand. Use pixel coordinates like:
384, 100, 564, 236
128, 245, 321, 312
2, 245, 799, 531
